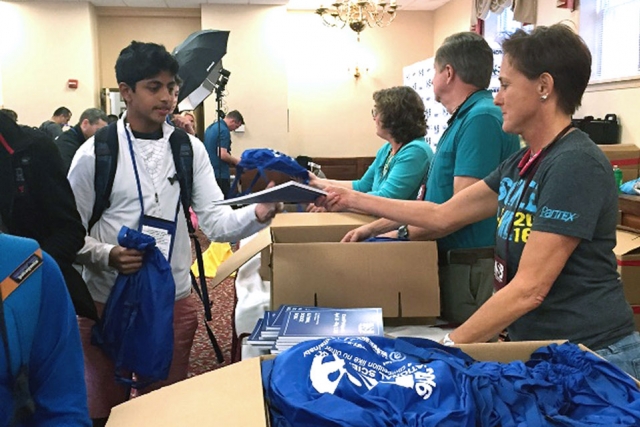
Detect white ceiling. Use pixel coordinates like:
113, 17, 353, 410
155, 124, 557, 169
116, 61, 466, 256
5, 0, 451, 11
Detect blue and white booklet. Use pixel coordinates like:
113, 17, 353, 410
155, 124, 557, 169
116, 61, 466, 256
275, 307, 384, 351
212, 181, 326, 205
268, 304, 316, 332
246, 318, 271, 347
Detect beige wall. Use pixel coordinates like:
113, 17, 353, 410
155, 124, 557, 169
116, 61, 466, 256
201, 5, 291, 154
433, 0, 472, 48
201, 5, 432, 158
0, 1, 100, 127
96, 9, 201, 89
286, 10, 433, 157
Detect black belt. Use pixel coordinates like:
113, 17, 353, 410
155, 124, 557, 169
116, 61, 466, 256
438, 247, 495, 266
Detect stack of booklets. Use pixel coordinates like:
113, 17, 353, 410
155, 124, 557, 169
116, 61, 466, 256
247, 305, 384, 354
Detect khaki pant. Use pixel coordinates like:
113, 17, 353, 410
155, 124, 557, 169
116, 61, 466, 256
438, 247, 494, 325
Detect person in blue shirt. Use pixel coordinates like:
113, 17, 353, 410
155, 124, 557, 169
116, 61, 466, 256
203, 110, 244, 198
0, 232, 90, 426
339, 33, 520, 324
309, 86, 433, 205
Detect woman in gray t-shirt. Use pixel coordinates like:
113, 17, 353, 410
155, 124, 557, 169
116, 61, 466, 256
315, 24, 640, 378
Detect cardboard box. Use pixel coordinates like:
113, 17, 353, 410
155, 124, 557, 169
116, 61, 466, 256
598, 144, 640, 183
106, 340, 632, 427
212, 212, 440, 318
614, 228, 640, 304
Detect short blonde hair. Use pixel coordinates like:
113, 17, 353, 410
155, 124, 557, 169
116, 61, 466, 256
180, 111, 196, 128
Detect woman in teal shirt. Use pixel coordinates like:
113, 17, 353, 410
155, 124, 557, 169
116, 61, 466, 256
310, 86, 433, 201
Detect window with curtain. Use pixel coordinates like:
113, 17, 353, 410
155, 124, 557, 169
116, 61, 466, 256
580, 0, 640, 81
483, 7, 533, 45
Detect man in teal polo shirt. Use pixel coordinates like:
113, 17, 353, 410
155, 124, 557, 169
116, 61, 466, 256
341, 32, 520, 324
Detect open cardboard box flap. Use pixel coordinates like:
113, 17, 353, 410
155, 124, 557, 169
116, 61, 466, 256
614, 228, 640, 257
614, 227, 640, 304
210, 213, 377, 289
212, 227, 272, 288
107, 340, 637, 427
107, 356, 268, 427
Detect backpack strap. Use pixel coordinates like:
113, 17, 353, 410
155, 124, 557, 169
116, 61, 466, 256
231, 165, 269, 198
89, 122, 119, 232
0, 234, 43, 424
168, 129, 224, 364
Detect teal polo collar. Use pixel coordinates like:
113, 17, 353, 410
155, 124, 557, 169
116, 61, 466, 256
446, 89, 492, 126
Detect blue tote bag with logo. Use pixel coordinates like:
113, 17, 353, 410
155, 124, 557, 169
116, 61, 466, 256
92, 226, 175, 389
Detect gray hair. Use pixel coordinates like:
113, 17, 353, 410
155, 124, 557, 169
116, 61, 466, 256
78, 108, 108, 125
435, 32, 493, 89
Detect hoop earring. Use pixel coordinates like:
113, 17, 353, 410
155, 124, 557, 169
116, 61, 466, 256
540, 94, 548, 101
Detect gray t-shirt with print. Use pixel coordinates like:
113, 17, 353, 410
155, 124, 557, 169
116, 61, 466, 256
484, 129, 634, 350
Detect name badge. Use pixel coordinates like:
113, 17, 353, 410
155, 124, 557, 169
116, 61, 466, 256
494, 255, 508, 291
140, 215, 177, 262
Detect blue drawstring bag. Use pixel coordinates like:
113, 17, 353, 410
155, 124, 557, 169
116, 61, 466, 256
263, 338, 640, 427
364, 236, 409, 242
263, 336, 478, 427
230, 148, 310, 197
91, 226, 175, 389
522, 343, 640, 426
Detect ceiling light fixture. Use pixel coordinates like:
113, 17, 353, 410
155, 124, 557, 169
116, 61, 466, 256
315, 1, 398, 37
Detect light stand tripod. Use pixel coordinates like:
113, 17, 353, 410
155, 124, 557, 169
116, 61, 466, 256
214, 68, 231, 196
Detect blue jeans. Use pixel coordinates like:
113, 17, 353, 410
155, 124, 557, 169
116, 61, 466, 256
595, 332, 640, 379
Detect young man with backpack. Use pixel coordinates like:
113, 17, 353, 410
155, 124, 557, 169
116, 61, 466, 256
67, 41, 280, 425
0, 232, 90, 426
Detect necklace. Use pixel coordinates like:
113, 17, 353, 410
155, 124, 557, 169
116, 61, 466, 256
382, 149, 395, 177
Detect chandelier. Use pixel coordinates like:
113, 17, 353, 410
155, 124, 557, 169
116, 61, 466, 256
315, 1, 398, 36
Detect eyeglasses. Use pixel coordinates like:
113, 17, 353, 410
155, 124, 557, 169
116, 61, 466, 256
371, 108, 378, 118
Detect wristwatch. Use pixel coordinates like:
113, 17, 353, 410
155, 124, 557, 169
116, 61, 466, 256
442, 333, 455, 347
397, 225, 409, 240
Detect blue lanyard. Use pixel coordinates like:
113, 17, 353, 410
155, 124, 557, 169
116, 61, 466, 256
125, 127, 146, 224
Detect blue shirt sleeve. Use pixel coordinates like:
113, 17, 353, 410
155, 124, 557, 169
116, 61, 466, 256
204, 122, 231, 158
219, 127, 231, 151
203, 124, 218, 165
28, 253, 91, 426
455, 114, 517, 178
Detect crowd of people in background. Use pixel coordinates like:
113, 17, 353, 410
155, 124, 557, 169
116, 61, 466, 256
1, 21, 640, 427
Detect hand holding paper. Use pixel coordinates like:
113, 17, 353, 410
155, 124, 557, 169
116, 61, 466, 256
254, 181, 285, 223
318, 186, 355, 212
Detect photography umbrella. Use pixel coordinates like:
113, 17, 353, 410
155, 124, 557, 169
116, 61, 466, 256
172, 29, 229, 112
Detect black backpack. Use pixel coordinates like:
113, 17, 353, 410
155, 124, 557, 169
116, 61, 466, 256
89, 122, 224, 362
